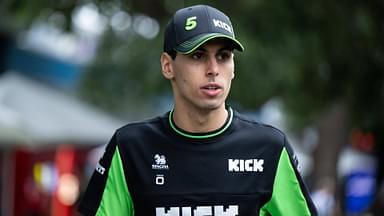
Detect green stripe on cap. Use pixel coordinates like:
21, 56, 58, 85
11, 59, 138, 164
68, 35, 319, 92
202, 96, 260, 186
175, 33, 244, 54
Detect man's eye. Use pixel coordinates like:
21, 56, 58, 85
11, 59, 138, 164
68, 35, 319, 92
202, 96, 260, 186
217, 52, 231, 61
191, 52, 204, 60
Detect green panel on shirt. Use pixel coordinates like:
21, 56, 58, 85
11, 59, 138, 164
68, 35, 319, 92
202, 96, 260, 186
96, 146, 134, 216
260, 148, 311, 216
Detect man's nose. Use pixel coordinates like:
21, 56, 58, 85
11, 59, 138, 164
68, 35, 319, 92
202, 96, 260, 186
206, 56, 219, 76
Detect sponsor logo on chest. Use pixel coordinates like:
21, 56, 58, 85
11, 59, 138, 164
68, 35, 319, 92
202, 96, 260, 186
156, 205, 238, 216
152, 154, 169, 170
228, 159, 264, 172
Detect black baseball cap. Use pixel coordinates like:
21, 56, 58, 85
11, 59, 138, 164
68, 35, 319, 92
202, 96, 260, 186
164, 5, 244, 54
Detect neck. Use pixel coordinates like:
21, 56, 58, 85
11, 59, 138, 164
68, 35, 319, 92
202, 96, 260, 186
172, 105, 228, 133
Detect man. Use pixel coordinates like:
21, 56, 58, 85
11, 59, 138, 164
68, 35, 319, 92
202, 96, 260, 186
78, 4, 318, 216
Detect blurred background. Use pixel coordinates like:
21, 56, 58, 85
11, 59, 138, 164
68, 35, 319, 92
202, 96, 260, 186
0, 0, 383, 215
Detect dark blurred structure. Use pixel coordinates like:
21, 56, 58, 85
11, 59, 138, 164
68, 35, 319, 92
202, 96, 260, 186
0, 37, 121, 216
0, 32, 12, 76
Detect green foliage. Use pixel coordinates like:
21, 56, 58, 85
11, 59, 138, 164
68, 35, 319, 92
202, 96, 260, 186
1, 0, 383, 135
79, 28, 167, 119
72, 0, 384, 135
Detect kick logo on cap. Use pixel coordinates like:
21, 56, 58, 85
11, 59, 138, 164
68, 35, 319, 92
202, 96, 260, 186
212, 19, 233, 33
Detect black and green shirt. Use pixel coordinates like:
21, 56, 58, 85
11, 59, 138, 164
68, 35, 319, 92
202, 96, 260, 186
79, 107, 317, 215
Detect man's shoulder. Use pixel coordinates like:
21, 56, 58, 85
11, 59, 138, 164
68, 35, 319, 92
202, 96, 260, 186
115, 112, 168, 137
234, 111, 285, 136
232, 110, 287, 145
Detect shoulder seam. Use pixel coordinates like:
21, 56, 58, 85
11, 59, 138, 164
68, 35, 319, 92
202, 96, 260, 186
235, 112, 286, 137
116, 113, 166, 131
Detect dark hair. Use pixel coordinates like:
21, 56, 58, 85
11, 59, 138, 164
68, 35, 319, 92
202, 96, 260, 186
166, 49, 177, 60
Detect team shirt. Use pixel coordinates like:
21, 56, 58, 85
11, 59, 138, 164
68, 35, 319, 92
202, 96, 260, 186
78, 107, 318, 215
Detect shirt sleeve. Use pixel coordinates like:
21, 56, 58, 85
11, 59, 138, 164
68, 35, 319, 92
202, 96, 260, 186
78, 133, 135, 216
260, 138, 318, 216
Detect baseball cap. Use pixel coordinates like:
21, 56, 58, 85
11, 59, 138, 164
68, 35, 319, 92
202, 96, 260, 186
164, 5, 244, 54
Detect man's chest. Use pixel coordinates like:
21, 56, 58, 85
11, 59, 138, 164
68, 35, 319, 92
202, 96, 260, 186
117, 138, 280, 215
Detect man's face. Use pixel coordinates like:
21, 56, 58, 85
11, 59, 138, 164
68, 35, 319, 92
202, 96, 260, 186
162, 38, 235, 112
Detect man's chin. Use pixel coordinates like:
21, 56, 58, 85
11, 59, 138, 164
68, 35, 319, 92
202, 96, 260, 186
198, 101, 225, 112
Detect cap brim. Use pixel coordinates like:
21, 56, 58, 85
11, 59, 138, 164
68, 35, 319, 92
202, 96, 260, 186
174, 33, 244, 54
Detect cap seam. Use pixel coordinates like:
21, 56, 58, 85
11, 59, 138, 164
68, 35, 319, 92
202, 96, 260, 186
203, 5, 212, 33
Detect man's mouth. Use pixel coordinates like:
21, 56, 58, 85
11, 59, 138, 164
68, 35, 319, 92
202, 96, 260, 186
202, 83, 221, 90
201, 84, 222, 96
203, 86, 219, 90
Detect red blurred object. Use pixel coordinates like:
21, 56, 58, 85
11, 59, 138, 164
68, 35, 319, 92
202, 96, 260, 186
350, 129, 375, 153
51, 145, 75, 216
11, 145, 95, 216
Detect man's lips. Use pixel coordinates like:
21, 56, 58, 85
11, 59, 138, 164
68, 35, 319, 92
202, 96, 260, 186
200, 84, 222, 97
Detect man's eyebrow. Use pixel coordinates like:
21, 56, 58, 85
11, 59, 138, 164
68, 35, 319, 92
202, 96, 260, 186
219, 46, 234, 52
193, 46, 234, 53
194, 47, 207, 52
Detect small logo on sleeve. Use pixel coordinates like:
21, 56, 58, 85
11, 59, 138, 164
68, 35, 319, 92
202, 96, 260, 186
228, 159, 264, 172
95, 162, 106, 175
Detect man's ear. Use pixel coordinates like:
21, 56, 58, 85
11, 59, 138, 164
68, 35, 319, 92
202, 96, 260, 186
160, 52, 174, 80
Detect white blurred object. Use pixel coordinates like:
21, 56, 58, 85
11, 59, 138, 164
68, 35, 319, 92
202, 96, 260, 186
132, 14, 160, 39
57, 173, 80, 206
19, 3, 107, 64
312, 177, 336, 216
338, 147, 377, 179
0, 72, 123, 147
72, 3, 108, 36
